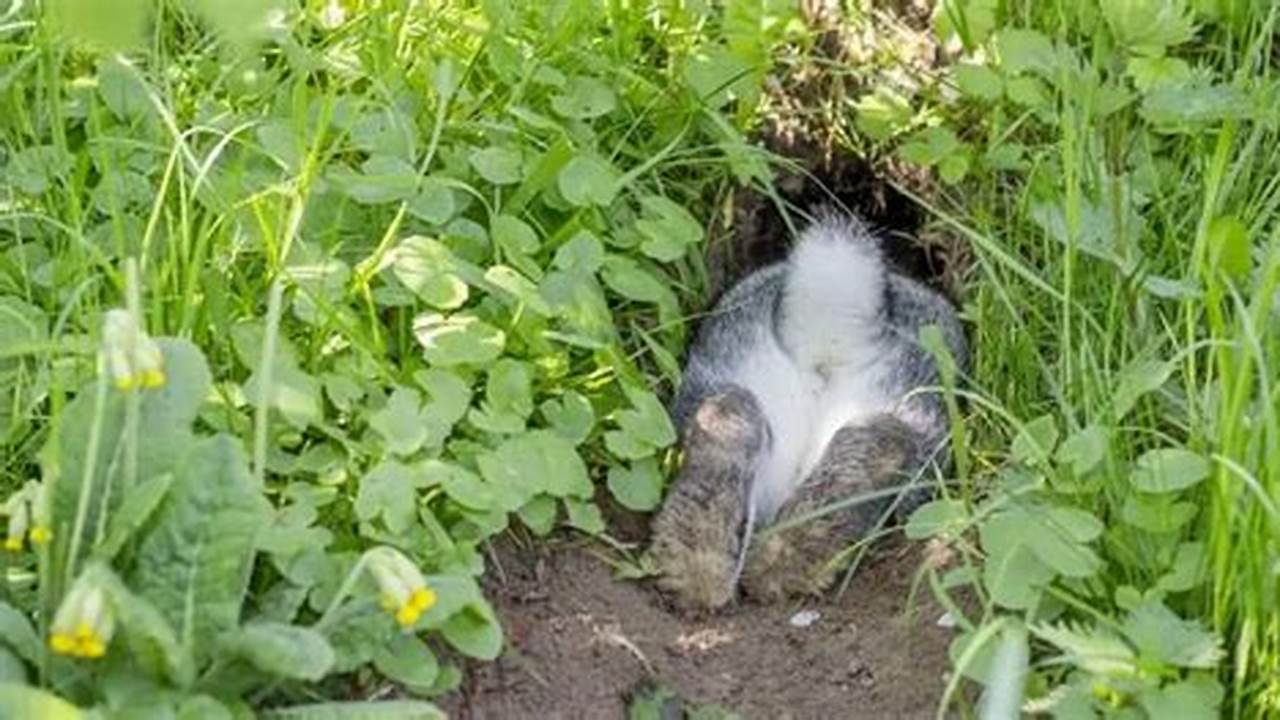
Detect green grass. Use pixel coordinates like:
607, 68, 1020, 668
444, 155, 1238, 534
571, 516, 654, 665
1, 0, 1279, 717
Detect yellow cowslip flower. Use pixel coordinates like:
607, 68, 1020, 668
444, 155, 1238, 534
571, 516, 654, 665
102, 309, 166, 392
49, 573, 115, 660
29, 525, 52, 545
2, 490, 28, 552
365, 547, 437, 629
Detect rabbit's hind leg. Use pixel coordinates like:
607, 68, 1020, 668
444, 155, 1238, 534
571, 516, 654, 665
651, 386, 767, 612
740, 414, 923, 603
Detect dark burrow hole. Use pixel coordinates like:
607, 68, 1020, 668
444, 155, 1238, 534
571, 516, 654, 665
708, 130, 955, 304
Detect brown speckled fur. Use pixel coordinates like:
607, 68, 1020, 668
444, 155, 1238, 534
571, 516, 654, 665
649, 388, 765, 612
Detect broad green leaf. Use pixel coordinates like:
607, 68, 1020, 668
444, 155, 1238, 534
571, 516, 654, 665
853, 87, 913, 141
5, 145, 72, 195
372, 634, 439, 693
477, 431, 593, 509
406, 177, 457, 225
1121, 600, 1224, 668
565, 498, 605, 534
685, 44, 758, 107
0, 648, 24, 684
218, 622, 335, 681
995, 29, 1057, 77
470, 146, 523, 185
1157, 542, 1207, 593
1103, 0, 1197, 55
491, 214, 541, 257
553, 231, 605, 274
541, 391, 596, 445
131, 435, 271, 663
1024, 522, 1102, 578
245, 362, 323, 429
95, 473, 174, 561
391, 237, 469, 310
1005, 76, 1050, 108
517, 495, 558, 536
440, 602, 502, 660
95, 564, 194, 685
898, 126, 962, 167
436, 461, 500, 511
0, 684, 84, 720
953, 64, 1003, 100
0, 603, 39, 664
606, 458, 664, 512
1056, 425, 1110, 475
97, 56, 152, 120
1141, 81, 1253, 130
551, 76, 617, 119
483, 265, 551, 315
177, 695, 234, 720
355, 460, 425, 534
558, 154, 619, 207
412, 313, 505, 366
983, 544, 1053, 610
261, 701, 445, 720
1139, 674, 1223, 720
1113, 357, 1175, 419
604, 385, 677, 460
416, 369, 473, 444
1045, 506, 1105, 543
635, 196, 704, 262
1131, 448, 1211, 493
601, 255, 668, 303
905, 499, 969, 539
368, 387, 430, 456
1127, 56, 1192, 92
1122, 493, 1197, 532
1010, 414, 1058, 465
1207, 215, 1251, 280
469, 359, 534, 435
48, 339, 210, 562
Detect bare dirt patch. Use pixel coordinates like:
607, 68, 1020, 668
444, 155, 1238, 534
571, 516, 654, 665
440, 539, 954, 719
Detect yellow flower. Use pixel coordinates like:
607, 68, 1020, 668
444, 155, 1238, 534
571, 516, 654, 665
29, 525, 51, 545
103, 309, 166, 392
366, 547, 437, 629
3, 490, 29, 552
49, 573, 115, 660
3, 537, 21, 552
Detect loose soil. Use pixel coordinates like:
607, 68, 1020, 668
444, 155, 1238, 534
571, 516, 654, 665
440, 539, 955, 719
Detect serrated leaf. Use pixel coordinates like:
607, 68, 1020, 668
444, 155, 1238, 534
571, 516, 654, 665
219, 622, 335, 681
853, 87, 913, 141
905, 498, 969, 539
559, 154, 619, 207
1103, 0, 1197, 55
470, 146, 523, 185
1030, 622, 1138, 676
898, 126, 962, 167
1131, 448, 1210, 493
606, 458, 664, 512
1127, 55, 1192, 92
1141, 81, 1253, 129
130, 436, 271, 664
412, 313, 505, 366
1121, 600, 1224, 669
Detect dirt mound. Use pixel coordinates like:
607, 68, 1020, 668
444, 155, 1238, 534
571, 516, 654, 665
440, 540, 953, 719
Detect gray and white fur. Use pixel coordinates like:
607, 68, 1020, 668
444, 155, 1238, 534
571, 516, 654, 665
650, 212, 966, 610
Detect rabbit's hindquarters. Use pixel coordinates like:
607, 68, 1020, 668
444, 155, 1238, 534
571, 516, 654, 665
650, 386, 767, 612
740, 414, 924, 603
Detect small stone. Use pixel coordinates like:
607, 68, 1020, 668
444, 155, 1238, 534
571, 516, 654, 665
788, 609, 821, 628
936, 611, 957, 628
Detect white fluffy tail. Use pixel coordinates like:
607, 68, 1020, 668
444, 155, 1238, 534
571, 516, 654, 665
777, 214, 887, 370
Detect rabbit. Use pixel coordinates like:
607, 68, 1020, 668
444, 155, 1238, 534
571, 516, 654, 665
649, 211, 966, 611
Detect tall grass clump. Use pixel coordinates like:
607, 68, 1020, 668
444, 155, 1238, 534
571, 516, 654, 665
887, 0, 1280, 717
